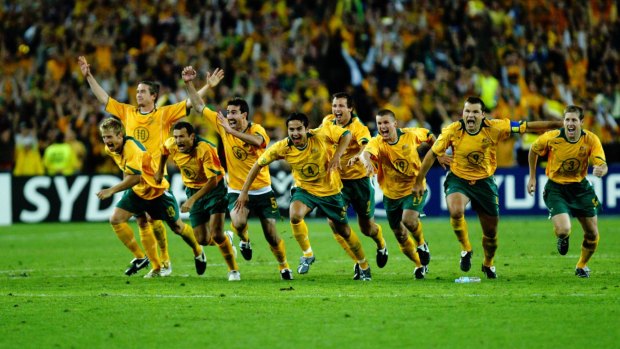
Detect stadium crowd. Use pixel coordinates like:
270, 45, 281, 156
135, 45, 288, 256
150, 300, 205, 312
1, 0, 620, 175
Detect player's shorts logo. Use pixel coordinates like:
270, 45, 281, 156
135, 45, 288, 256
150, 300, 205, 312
394, 159, 409, 173
182, 167, 197, 180
467, 151, 485, 165
301, 163, 320, 178
133, 127, 149, 142
232, 146, 248, 160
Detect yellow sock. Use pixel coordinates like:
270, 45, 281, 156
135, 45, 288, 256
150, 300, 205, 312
411, 221, 426, 246
577, 235, 599, 268
269, 239, 290, 271
178, 224, 202, 257
291, 220, 313, 257
151, 220, 170, 262
342, 229, 369, 270
374, 223, 386, 249
218, 236, 239, 271
333, 233, 356, 260
231, 223, 249, 242
399, 236, 422, 267
482, 234, 497, 266
138, 224, 161, 270
111, 223, 144, 258
450, 216, 472, 251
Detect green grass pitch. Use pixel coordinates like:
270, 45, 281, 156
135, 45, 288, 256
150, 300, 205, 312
2, 217, 619, 348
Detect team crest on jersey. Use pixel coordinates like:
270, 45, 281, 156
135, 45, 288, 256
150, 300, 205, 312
578, 146, 587, 157
394, 159, 409, 173
232, 145, 248, 160
133, 127, 149, 142
401, 144, 411, 157
301, 163, 320, 178
560, 158, 580, 173
467, 151, 485, 165
182, 166, 198, 180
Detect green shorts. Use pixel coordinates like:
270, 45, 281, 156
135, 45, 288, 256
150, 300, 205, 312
186, 180, 228, 227
383, 190, 428, 230
291, 187, 348, 224
117, 189, 180, 227
341, 177, 375, 219
227, 191, 281, 220
543, 179, 600, 218
444, 172, 499, 216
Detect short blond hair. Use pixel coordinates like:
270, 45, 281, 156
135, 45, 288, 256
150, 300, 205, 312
99, 117, 124, 135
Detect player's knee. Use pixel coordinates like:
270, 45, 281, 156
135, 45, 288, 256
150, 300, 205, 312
584, 230, 598, 242
449, 211, 465, 220
289, 215, 304, 224
109, 215, 124, 225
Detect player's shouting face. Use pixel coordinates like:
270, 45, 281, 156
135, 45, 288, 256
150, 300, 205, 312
173, 127, 195, 154
225, 105, 246, 131
462, 101, 484, 134
287, 120, 307, 148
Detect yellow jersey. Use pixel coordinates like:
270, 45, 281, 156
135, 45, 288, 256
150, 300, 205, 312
105, 98, 187, 166
321, 114, 371, 180
202, 106, 271, 191
105, 137, 169, 200
531, 129, 606, 184
432, 118, 526, 181
162, 136, 224, 189
258, 123, 350, 197
365, 128, 433, 199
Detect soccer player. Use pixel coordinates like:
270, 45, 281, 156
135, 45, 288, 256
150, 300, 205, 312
321, 93, 388, 273
156, 122, 240, 281
78, 56, 221, 276
235, 112, 373, 281
96, 118, 206, 278
527, 105, 608, 278
181, 66, 293, 280
412, 96, 562, 278
360, 109, 436, 279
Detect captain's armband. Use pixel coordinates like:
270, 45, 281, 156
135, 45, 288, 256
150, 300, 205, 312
510, 120, 526, 133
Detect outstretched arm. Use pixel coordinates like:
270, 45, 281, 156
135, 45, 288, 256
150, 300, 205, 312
96, 174, 140, 200
525, 120, 563, 133
77, 56, 109, 104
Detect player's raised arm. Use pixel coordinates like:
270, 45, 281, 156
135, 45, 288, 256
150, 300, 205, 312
184, 67, 224, 109
78, 56, 110, 105
182, 66, 206, 113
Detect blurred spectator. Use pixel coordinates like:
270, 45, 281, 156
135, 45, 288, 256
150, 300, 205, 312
1, 0, 619, 175
13, 122, 44, 176
0, 120, 15, 172
43, 131, 80, 176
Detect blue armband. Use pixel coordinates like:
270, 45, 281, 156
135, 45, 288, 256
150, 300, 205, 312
510, 121, 524, 133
